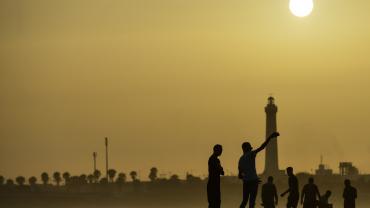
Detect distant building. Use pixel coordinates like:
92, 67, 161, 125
339, 162, 359, 176
263, 97, 284, 177
315, 156, 333, 176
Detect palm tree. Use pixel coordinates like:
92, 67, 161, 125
130, 171, 138, 182
149, 167, 158, 182
62, 172, 70, 185
99, 177, 108, 184
28, 176, 37, 186
15, 176, 26, 186
6, 179, 14, 186
107, 169, 117, 183
79, 174, 87, 184
93, 169, 101, 183
116, 172, 127, 184
87, 174, 94, 184
53, 172, 62, 186
41, 172, 49, 185
0, 176, 4, 186
170, 174, 180, 182
69, 176, 80, 185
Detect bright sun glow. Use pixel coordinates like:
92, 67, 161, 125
289, 0, 314, 17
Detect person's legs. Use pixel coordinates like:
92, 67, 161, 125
287, 194, 299, 208
208, 193, 220, 208
240, 181, 250, 208
215, 186, 221, 208
207, 183, 211, 207
207, 182, 220, 208
263, 204, 275, 208
286, 198, 292, 208
303, 203, 315, 208
248, 181, 259, 208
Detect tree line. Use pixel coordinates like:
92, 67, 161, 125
0, 167, 202, 189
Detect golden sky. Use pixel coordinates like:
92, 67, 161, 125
1, 0, 370, 179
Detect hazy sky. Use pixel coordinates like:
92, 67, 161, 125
1, 0, 370, 179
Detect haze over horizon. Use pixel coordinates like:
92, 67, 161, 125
1, 0, 370, 179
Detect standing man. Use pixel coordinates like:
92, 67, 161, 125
207, 144, 224, 208
301, 177, 321, 208
261, 176, 278, 208
343, 179, 357, 208
239, 132, 280, 208
281, 167, 300, 208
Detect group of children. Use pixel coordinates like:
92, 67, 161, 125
207, 132, 358, 208
261, 167, 357, 208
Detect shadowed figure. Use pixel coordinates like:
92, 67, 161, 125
281, 167, 300, 208
261, 176, 278, 208
301, 177, 320, 208
318, 190, 333, 208
207, 144, 224, 208
343, 179, 357, 208
238, 132, 280, 208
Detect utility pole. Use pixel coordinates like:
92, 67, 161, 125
93, 152, 97, 173
105, 137, 109, 180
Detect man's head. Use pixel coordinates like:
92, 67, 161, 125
286, 167, 294, 176
213, 144, 223, 156
242, 142, 252, 153
308, 177, 314, 184
344, 179, 351, 187
267, 176, 274, 183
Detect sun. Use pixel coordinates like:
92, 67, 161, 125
289, 0, 314, 17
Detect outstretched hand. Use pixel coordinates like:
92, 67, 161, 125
255, 132, 281, 153
269, 132, 280, 139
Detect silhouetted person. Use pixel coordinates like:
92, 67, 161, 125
343, 179, 357, 208
261, 176, 278, 208
301, 177, 320, 208
238, 132, 280, 208
318, 190, 333, 208
281, 167, 300, 208
207, 144, 224, 208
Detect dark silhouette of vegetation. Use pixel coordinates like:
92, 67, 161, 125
62, 172, 70, 185
186, 173, 202, 183
28, 176, 37, 186
170, 174, 180, 183
130, 171, 138, 182
15, 176, 25, 186
107, 169, 117, 183
116, 172, 127, 184
53, 172, 62, 186
0, 176, 4, 186
87, 174, 94, 184
6, 179, 14, 186
79, 174, 87, 184
41, 172, 49, 185
99, 177, 108, 184
0, 168, 368, 208
93, 169, 101, 183
149, 167, 158, 181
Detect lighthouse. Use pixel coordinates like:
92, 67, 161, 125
263, 96, 281, 176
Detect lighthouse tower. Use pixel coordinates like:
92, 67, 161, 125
263, 96, 280, 176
